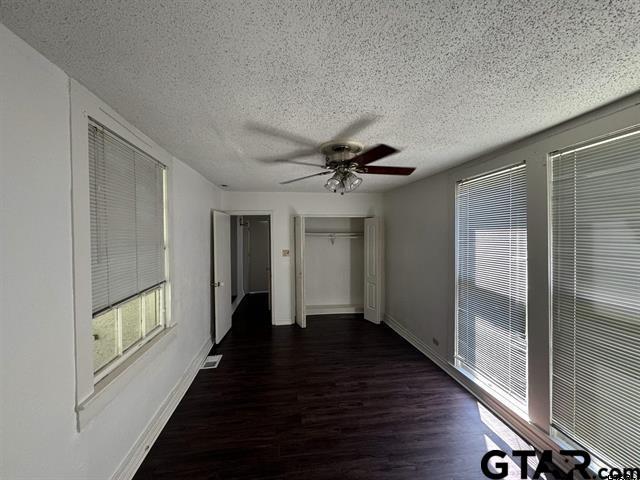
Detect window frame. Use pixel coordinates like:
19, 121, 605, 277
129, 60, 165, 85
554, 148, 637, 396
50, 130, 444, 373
438, 94, 640, 476
70, 80, 174, 429
87, 119, 169, 382
547, 124, 640, 470
93, 284, 166, 383
453, 162, 529, 416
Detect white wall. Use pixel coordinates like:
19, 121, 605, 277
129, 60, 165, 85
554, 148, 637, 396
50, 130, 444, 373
384, 91, 640, 452
224, 192, 383, 324
384, 172, 451, 358
0, 24, 222, 479
1, 24, 79, 479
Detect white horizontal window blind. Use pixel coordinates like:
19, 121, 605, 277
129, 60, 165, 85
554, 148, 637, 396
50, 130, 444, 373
456, 164, 528, 410
89, 120, 166, 314
551, 128, 640, 468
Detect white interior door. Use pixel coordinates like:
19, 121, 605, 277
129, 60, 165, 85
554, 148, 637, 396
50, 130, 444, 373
294, 215, 306, 328
212, 210, 232, 343
364, 216, 384, 324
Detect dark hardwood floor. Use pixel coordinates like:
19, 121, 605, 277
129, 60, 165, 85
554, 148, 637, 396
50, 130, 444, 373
134, 294, 547, 479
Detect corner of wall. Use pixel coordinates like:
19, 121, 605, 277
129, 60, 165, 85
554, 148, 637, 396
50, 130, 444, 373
274, 317, 294, 326
383, 313, 448, 365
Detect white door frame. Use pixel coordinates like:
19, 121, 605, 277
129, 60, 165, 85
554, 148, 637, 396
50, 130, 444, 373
224, 210, 275, 326
294, 213, 382, 324
294, 215, 306, 328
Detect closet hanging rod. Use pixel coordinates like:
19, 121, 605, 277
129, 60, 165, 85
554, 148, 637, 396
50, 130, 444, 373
305, 232, 364, 244
305, 232, 363, 237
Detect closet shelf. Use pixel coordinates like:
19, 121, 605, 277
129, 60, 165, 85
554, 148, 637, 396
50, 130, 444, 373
305, 232, 363, 237
305, 232, 364, 244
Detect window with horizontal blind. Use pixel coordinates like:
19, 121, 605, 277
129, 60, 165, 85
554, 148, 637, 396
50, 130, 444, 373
89, 119, 167, 379
455, 164, 528, 411
550, 127, 640, 469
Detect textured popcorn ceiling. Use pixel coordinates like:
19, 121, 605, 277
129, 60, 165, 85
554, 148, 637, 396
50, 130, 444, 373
2, 1, 640, 192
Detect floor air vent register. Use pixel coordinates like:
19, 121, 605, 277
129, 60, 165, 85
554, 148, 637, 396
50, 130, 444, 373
201, 355, 222, 369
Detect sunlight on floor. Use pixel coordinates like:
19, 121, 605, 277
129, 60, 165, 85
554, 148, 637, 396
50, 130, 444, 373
478, 402, 549, 480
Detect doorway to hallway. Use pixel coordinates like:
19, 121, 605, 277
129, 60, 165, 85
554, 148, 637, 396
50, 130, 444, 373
229, 214, 272, 325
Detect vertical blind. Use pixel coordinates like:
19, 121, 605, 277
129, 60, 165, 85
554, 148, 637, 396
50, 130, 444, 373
456, 164, 528, 408
551, 128, 640, 468
89, 120, 166, 314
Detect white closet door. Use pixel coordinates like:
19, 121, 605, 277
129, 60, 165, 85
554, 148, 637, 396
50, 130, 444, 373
364, 217, 384, 323
294, 215, 306, 328
212, 210, 232, 343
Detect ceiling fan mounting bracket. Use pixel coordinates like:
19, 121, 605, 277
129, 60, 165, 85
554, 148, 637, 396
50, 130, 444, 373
319, 140, 364, 157
320, 140, 365, 169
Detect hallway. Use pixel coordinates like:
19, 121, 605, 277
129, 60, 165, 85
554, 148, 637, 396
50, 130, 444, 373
134, 300, 544, 479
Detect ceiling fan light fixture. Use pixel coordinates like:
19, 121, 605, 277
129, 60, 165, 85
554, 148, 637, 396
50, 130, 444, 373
343, 172, 363, 192
324, 174, 342, 192
324, 170, 362, 194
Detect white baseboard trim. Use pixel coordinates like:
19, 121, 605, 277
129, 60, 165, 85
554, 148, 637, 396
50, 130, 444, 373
231, 292, 245, 313
111, 337, 213, 480
273, 317, 293, 326
306, 304, 364, 315
383, 313, 442, 362
383, 313, 561, 464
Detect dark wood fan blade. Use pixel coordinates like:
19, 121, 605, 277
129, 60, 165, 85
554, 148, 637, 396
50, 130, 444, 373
352, 144, 399, 166
333, 115, 379, 140
359, 165, 415, 176
280, 171, 331, 185
246, 122, 317, 147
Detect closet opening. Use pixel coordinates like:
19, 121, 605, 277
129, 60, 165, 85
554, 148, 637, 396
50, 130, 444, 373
294, 215, 383, 328
305, 217, 364, 315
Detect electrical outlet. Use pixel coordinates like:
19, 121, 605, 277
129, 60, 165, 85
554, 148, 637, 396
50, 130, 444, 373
282, 249, 290, 257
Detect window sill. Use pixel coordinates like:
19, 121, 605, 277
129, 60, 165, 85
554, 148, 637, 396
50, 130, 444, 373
76, 324, 177, 431
454, 362, 530, 423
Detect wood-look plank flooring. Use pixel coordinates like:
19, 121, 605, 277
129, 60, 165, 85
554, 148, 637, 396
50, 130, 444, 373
134, 294, 547, 479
